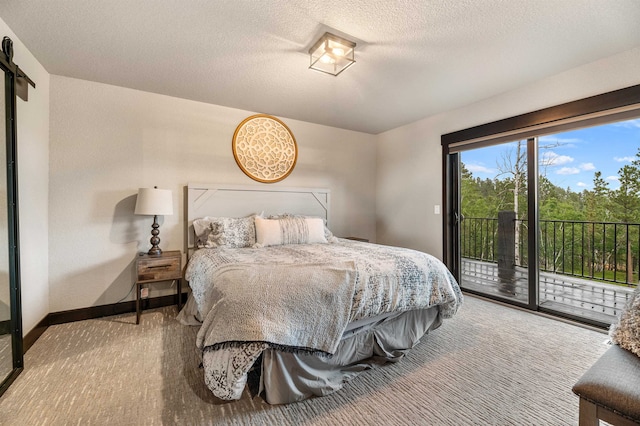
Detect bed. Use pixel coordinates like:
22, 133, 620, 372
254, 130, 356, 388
179, 184, 463, 404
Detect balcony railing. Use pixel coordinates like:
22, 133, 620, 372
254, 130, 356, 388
461, 215, 639, 287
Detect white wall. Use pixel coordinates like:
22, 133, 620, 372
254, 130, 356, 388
376, 47, 640, 259
49, 76, 376, 312
0, 17, 50, 335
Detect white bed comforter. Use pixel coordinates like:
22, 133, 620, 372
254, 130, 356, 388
184, 239, 463, 400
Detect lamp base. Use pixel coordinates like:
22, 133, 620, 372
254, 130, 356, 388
147, 215, 163, 256
147, 247, 162, 256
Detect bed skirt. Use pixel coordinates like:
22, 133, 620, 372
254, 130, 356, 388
258, 306, 442, 404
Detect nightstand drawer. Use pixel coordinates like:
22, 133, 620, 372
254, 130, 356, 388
137, 256, 181, 282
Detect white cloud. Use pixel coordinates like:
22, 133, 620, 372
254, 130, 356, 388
538, 136, 581, 145
606, 175, 620, 181
557, 167, 580, 175
579, 163, 596, 171
614, 156, 635, 162
612, 119, 640, 129
541, 151, 574, 167
576, 182, 588, 187
466, 164, 495, 174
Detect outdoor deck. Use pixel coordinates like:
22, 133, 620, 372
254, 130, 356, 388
462, 258, 636, 324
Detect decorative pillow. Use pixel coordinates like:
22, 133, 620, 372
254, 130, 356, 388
609, 285, 640, 357
264, 213, 338, 244
254, 216, 327, 247
193, 215, 258, 248
193, 218, 226, 248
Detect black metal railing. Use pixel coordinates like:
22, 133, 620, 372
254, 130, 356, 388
461, 215, 640, 286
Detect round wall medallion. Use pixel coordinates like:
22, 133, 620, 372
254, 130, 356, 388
232, 114, 298, 183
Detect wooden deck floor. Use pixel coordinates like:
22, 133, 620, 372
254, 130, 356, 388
461, 258, 636, 325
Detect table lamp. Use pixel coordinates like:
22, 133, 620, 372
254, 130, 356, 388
134, 186, 173, 255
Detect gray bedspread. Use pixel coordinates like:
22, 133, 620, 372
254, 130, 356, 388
197, 261, 358, 355
184, 239, 463, 400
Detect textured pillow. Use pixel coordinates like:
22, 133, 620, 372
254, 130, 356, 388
255, 216, 327, 247
265, 213, 338, 244
609, 285, 640, 357
193, 215, 258, 248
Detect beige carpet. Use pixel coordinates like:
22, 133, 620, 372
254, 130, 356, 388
0, 334, 12, 382
0, 295, 608, 425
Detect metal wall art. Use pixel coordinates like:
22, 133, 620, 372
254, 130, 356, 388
232, 114, 298, 183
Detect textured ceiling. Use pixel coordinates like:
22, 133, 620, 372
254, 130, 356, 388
1, 0, 639, 134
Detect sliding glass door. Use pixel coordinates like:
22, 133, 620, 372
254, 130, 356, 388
457, 140, 534, 308
446, 115, 640, 327
460, 141, 529, 304
535, 123, 639, 324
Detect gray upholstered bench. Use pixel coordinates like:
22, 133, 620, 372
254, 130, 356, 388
572, 344, 640, 425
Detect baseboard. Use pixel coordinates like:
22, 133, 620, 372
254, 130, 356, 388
23, 293, 185, 354
23, 316, 49, 353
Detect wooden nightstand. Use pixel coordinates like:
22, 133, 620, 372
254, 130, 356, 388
135, 250, 182, 324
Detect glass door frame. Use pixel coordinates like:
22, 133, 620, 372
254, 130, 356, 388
442, 84, 640, 324
444, 138, 539, 311
0, 36, 35, 397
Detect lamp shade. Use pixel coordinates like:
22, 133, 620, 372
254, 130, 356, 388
134, 188, 173, 216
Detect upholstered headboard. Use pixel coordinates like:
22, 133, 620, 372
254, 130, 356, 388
185, 183, 330, 255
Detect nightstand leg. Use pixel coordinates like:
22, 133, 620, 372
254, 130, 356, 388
136, 282, 141, 325
177, 278, 182, 310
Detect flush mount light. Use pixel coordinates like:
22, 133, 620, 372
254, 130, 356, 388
309, 32, 356, 76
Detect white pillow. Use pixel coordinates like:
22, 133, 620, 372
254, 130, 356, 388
255, 216, 327, 247
265, 213, 338, 243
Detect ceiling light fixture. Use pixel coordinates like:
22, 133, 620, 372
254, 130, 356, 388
309, 32, 356, 76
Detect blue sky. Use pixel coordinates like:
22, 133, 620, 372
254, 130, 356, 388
461, 117, 640, 192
